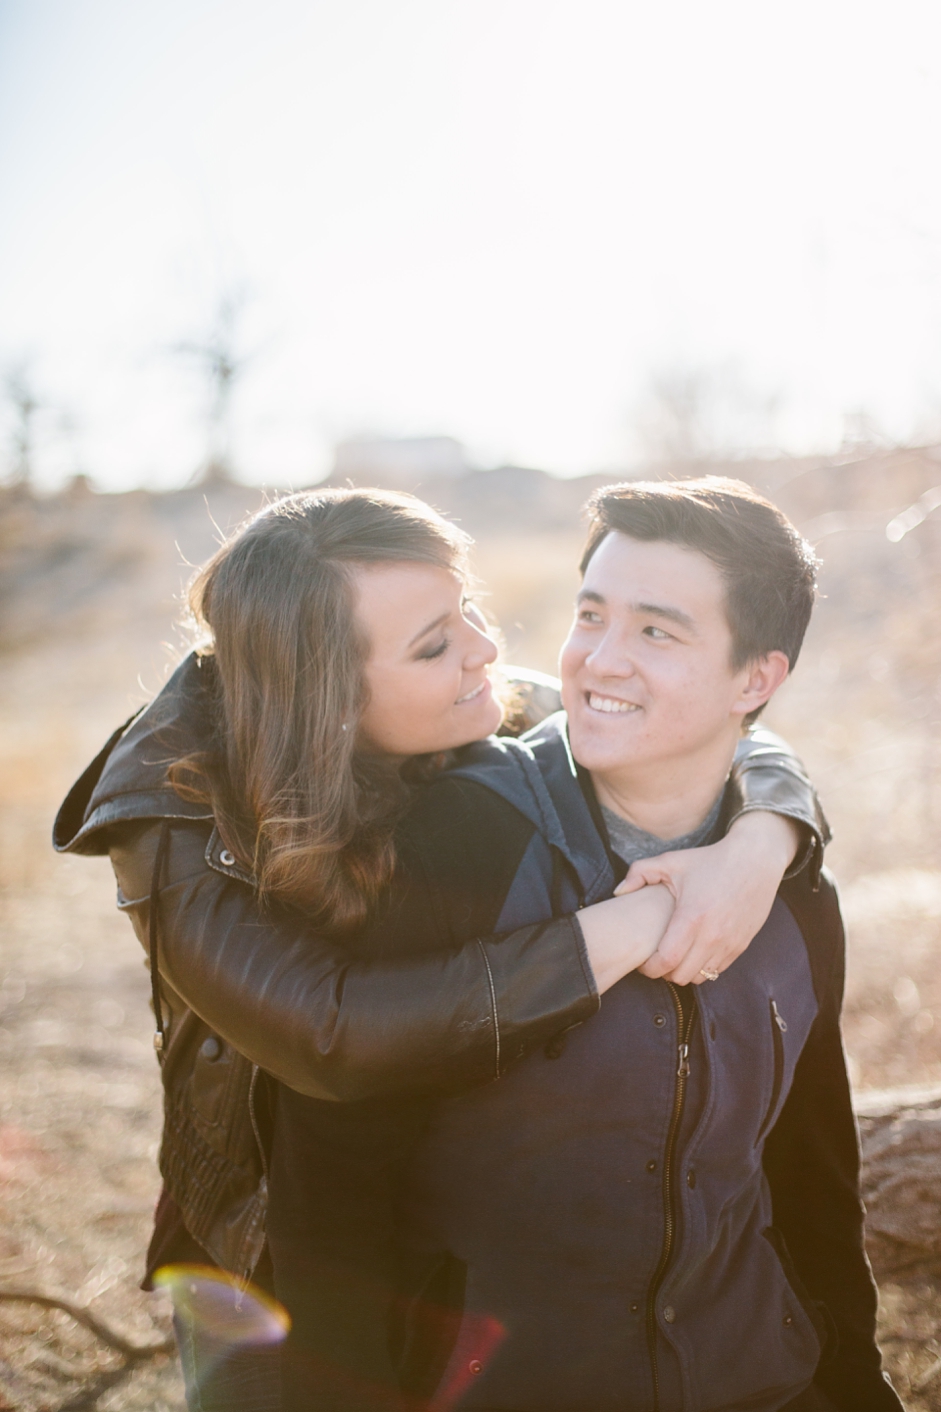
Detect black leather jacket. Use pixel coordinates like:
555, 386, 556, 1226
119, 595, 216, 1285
53, 653, 830, 1281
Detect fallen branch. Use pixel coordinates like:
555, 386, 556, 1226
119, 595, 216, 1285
0, 1286, 174, 1360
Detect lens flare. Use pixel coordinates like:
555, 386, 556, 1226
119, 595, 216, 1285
154, 1264, 290, 1346
427, 1314, 505, 1412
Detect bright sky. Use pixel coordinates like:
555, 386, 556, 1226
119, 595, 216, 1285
2, 0, 941, 489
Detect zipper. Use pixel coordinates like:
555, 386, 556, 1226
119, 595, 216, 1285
645, 983, 695, 1411
755, 999, 787, 1145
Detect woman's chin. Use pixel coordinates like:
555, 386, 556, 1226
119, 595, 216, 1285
448, 697, 503, 750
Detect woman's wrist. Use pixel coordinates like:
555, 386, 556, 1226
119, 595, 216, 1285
575, 885, 675, 996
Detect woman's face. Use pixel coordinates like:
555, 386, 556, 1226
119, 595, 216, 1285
352, 560, 503, 758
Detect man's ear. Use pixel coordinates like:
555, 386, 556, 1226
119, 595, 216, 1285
732, 650, 791, 719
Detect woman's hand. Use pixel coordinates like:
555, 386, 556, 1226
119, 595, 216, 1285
614, 811, 800, 986
576, 884, 675, 996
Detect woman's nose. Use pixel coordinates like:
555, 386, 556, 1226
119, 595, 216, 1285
465, 620, 499, 665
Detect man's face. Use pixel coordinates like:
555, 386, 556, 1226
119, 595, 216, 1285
560, 532, 764, 787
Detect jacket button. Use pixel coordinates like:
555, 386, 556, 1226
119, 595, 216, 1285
219, 850, 236, 867
646, 1160, 657, 1173
629, 1302, 639, 1314
663, 1306, 675, 1324
687, 1169, 696, 1189
653, 1014, 666, 1027
468, 1359, 483, 1374
783, 1315, 793, 1327
200, 1036, 222, 1061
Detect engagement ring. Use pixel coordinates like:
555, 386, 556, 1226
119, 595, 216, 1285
699, 967, 720, 982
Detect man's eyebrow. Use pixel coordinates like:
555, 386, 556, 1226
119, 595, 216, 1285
633, 600, 698, 633
408, 611, 450, 648
577, 588, 697, 633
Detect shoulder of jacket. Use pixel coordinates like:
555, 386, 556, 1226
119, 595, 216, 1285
54, 652, 216, 854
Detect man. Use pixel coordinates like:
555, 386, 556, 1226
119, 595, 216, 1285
346, 478, 901, 1411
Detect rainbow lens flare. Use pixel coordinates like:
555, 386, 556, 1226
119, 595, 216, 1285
154, 1264, 291, 1347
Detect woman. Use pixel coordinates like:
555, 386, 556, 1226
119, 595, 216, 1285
54, 488, 826, 1410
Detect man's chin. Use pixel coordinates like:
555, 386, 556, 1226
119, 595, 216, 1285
567, 719, 642, 775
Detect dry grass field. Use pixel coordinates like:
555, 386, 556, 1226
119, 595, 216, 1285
1, 457, 940, 1408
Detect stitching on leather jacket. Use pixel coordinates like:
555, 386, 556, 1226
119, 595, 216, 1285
475, 940, 501, 1078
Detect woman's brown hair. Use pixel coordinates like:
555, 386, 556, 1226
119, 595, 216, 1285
171, 487, 472, 933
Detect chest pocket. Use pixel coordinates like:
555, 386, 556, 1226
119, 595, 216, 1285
186, 1032, 245, 1131
755, 999, 789, 1145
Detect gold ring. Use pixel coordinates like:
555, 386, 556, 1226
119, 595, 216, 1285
699, 967, 720, 982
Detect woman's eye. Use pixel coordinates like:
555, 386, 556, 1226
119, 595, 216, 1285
419, 638, 450, 661
462, 598, 487, 629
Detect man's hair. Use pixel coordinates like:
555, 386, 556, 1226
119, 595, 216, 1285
580, 476, 818, 673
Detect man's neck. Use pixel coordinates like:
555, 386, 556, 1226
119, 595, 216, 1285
591, 741, 738, 841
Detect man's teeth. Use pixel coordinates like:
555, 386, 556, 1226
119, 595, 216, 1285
588, 693, 639, 714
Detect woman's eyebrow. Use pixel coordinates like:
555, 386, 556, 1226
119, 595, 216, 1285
408, 611, 450, 647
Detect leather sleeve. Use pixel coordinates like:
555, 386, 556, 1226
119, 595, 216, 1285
728, 728, 831, 884
109, 821, 598, 1104
763, 870, 904, 1412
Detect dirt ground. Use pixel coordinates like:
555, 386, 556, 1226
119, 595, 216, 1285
2, 478, 940, 1409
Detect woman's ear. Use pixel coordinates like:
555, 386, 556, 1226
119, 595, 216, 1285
732, 650, 791, 719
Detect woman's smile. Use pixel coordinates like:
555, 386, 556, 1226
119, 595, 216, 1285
456, 678, 491, 705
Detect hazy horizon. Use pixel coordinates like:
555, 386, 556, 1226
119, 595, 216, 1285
4, 0, 941, 492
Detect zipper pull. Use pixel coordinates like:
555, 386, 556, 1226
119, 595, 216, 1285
771, 1000, 788, 1033
677, 1042, 690, 1078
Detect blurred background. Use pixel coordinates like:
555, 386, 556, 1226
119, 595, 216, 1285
2, 1, 941, 1407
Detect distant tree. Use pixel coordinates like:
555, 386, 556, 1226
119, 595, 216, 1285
174, 290, 253, 484
633, 362, 783, 467
4, 362, 41, 486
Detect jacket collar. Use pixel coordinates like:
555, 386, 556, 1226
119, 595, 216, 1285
53, 652, 216, 855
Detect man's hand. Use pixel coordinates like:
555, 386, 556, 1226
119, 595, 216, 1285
614, 811, 800, 986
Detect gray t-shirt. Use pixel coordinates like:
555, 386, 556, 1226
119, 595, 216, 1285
601, 795, 723, 867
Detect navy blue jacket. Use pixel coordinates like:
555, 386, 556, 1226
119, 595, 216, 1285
370, 715, 900, 1412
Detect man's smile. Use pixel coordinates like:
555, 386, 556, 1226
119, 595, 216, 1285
587, 692, 641, 715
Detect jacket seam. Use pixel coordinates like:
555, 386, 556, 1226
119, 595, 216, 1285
475, 939, 501, 1079
568, 913, 600, 1002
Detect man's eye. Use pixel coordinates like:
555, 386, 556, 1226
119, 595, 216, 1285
579, 610, 602, 624
643, 625, 671, 640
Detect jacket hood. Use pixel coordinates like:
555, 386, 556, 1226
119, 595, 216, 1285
53, 652, 215, 856
446, 713, 800, 910
449, 712, 615, 907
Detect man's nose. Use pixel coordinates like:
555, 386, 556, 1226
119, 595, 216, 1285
586, 629, 635, 678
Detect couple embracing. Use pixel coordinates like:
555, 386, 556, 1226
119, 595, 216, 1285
55, 476, 903, 1412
